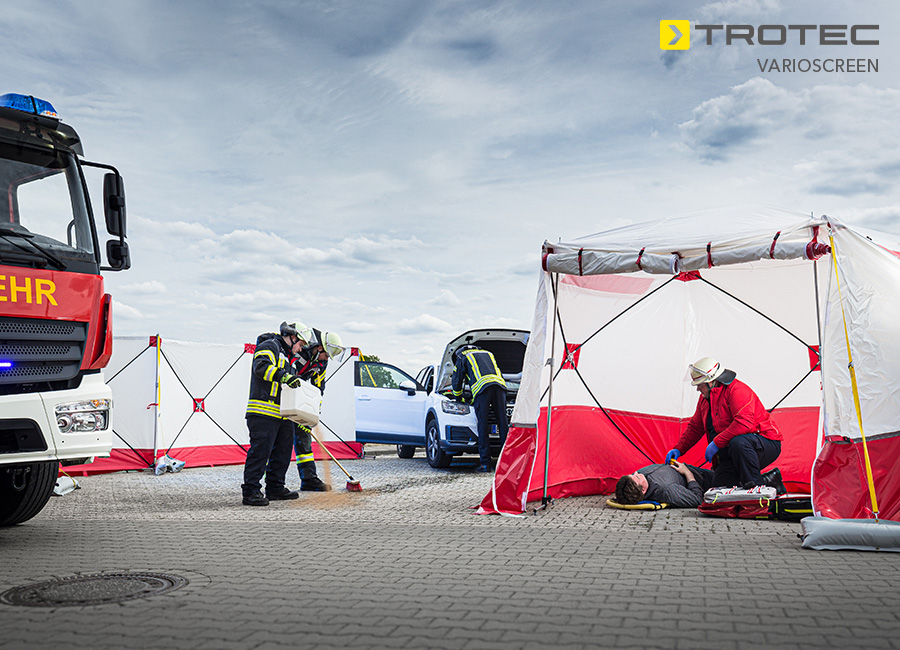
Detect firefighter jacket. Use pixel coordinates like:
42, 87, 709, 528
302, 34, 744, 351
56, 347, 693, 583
293, 339, 328, 395
674, 371, 782, 454
451, 348, 507, 401
245, 335, 299, 419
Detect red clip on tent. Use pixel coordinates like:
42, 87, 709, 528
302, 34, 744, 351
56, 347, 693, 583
479, 207, 900, 522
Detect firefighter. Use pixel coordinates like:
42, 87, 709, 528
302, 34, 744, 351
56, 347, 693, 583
664, 357, 785, 492
241, 320, 309, 506
292, 329, 345, 491
451, 345, 508, 472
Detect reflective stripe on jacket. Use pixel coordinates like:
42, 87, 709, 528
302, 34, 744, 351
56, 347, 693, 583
675, 376, 782, 453
451, 349, 506, 399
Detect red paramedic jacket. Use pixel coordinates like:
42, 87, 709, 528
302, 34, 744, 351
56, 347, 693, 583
675, 374, 782, 454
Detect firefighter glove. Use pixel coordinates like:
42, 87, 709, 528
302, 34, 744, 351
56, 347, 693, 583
281, 374, 302, 388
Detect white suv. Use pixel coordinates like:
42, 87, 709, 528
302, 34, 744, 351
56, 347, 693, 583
353, 329, 528, 467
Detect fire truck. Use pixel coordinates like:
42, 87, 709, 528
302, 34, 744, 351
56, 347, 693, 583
0, 93, 130, 526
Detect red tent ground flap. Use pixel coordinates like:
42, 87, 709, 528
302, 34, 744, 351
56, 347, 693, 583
479, 405, 817, 514
64, 441, 363, 476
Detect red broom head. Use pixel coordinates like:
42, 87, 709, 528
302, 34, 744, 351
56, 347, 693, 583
346, 480, 362, 492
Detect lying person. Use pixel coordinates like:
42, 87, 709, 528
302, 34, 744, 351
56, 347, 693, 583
615, 460, 715, 508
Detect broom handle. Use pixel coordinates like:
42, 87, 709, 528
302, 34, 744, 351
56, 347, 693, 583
307, 427, 355, 481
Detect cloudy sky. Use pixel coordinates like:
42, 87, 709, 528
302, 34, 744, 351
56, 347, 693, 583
6, 0, 899, 372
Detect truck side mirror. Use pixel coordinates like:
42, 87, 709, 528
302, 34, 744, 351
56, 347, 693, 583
103, 172, 126, 237
106, 239, 131, 270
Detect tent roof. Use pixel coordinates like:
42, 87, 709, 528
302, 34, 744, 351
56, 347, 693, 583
542, 206, 842, 275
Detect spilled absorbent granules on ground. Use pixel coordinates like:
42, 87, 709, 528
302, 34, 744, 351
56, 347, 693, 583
288, 460, 372, 509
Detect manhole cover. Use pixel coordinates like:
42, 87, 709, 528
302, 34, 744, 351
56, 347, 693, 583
0, 572, 188, 607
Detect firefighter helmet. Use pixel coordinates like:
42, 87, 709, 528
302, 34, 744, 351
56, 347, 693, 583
321, 332, 345, 359
280, 320, 309, 343
689, 357, 724, 385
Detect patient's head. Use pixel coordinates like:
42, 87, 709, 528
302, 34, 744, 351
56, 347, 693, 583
615, 471, 648, 505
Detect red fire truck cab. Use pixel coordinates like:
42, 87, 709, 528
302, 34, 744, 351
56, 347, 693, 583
0, 93, 130, 525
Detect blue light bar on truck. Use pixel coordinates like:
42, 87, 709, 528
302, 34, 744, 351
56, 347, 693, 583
0, 362, 12, 368
0, 93, 59, 118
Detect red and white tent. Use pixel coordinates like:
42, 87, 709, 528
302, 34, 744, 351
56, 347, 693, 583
479, 207, 900, 521
68, 336, 362, 475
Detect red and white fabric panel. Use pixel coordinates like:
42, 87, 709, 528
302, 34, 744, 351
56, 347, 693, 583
478, 405, 819, 513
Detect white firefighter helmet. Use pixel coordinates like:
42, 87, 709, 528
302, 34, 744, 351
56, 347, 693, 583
321, 331, 345, 359
689, 357, 724, 385
280, 320, 310, 344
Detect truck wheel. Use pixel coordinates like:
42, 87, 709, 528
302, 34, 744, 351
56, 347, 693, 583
0, 461, 59, 527
425, 419, 451, 469
397, 445, 416, 459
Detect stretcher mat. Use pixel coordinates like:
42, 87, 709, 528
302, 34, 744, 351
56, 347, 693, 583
606, 498, 669, 510
698, 492, 812, 520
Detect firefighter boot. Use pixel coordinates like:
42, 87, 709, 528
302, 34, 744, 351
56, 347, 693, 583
301, 477, 331, 492
299, 461, 331, 491
242, 489, 269, 506
266, 486, 299, 500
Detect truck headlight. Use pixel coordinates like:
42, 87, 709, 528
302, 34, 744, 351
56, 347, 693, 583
56, 399, 111, 433
441, 400, 470, 415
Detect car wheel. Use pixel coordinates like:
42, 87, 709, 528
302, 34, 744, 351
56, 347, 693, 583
425, 419, 451, 468
397, 445, 416, 459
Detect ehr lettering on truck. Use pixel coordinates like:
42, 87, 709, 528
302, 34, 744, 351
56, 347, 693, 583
0, 93, 130, 526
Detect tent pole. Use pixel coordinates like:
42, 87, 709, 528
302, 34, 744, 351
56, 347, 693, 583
535, 272, 559, 513
153, 334, 161, 464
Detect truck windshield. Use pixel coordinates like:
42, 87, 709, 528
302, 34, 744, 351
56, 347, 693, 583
0, 141, 95, 272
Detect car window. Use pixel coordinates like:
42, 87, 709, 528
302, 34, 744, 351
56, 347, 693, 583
357, 362, 417, 390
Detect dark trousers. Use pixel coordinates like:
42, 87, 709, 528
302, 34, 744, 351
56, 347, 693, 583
712, 433, 781, 488
242, 415, 296, 494
294, 425, 319, 481
473, 384, 508, 465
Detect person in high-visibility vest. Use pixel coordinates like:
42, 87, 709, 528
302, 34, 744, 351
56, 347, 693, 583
291, 329, 344, 491
241, 320, 309, 506
450, 345, 508, 472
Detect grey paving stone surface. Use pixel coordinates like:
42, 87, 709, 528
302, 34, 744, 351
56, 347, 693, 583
2, 453, 900, 649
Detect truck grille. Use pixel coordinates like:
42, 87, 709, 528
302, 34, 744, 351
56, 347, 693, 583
0, 316, 86, 390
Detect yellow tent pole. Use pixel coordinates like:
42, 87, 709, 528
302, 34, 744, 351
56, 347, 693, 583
829, 230, 879, 520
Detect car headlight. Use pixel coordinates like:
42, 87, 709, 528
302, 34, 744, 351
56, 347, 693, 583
55, 399, 111, 433
441, 400, 470, 415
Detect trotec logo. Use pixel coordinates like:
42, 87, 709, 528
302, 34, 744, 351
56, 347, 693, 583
660, 20, 690, 50
659, 20, 880, 73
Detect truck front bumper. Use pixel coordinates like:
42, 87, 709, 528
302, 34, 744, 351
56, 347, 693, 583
0, 373, 113, 466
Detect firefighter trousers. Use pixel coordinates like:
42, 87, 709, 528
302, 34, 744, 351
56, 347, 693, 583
294, 425, 320, 481
473, 383, 508, 465
242, 415, 296, 495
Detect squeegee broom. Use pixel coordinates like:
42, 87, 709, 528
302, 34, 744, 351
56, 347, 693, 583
309, 430, 362, 492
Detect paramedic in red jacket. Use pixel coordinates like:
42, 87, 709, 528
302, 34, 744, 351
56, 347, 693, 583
664, 357, 784, 491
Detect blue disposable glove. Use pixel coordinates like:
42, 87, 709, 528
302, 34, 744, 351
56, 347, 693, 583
664, 448, 681, 464
705, 441, 720, 464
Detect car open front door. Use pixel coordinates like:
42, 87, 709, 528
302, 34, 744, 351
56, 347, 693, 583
354, 361, 426, 445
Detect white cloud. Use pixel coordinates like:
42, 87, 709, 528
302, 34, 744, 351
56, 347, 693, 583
343, 321, 379, 333
120, 280, 167, 294
426, 289, 462, 307
396, 314, 455, 334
